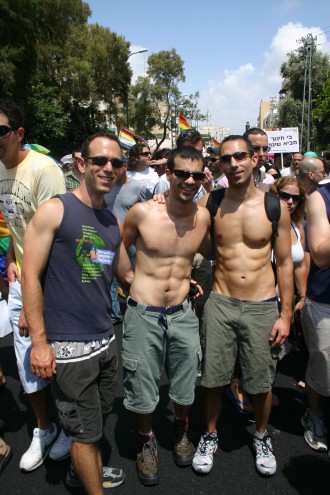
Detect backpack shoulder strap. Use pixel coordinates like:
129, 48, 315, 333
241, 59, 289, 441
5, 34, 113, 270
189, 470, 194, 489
264, 192, 281, 243
205, 188, 226, 219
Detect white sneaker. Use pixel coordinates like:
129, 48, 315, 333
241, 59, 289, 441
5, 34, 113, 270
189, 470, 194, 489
192, 432, 218, 474
20, 423, 58, 472
301, 410, 328, 452
253, 433, 277, 476
49, 429, 72, 461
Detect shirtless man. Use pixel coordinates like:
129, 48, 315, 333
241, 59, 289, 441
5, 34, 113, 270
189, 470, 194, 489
192, 135, 293, 477
122, 146, 211, 486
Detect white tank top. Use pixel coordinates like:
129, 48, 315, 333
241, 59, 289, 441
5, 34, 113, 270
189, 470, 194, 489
291, 222, 304, 265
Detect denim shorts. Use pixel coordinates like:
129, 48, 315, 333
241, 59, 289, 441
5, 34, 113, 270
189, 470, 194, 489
122, 297, 201, 414
51, 338, 118, 443
8, 281, 48, 394
302, 298, 330, 397
201, 292, 279, 394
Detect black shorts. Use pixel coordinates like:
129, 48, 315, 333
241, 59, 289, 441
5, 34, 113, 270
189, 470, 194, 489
51, 338, 118, 443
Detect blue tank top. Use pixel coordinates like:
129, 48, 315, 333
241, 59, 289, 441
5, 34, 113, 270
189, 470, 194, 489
43, 193, 121, 340
307, 184, 330, 304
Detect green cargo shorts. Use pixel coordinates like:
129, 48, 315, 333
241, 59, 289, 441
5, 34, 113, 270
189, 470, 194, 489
122, 297, 201, 414
201, 292, 279, 394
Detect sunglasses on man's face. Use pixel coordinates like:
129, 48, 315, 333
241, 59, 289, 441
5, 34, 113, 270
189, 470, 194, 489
0, 125, 13, 138
140, 151, 151, 157
85, 156, 124, 168
173, 169, 205, 181
252, 145, 270, 153
220, 151, 252, 165
180, 130, 201, 139
278, 191, 301, 202
208, 157, 218, 163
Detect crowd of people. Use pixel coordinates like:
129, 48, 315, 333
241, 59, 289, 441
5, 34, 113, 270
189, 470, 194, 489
0, 98, 329, 494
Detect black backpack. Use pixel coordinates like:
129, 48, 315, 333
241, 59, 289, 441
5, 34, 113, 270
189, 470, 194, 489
205, 188, 281, 245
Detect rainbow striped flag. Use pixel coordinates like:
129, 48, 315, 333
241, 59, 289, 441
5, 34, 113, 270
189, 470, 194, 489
118, 126, 138, 148
212, 138, 221, 147
178, 114, 191, 132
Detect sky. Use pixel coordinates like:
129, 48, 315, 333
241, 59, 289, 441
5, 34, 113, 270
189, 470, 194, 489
87, 0, 330, 134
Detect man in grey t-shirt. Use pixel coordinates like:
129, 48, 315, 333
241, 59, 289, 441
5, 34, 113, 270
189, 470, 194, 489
105, 157, 152, 322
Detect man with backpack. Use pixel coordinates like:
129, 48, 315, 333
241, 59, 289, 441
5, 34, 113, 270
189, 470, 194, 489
193, 135, 293, 477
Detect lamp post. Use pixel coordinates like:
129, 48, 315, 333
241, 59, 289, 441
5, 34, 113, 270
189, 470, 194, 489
126, 49, 148, 127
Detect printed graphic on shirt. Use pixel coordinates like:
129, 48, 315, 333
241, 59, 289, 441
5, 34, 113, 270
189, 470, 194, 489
0, 180, 31, 229
76, 225, 115, 283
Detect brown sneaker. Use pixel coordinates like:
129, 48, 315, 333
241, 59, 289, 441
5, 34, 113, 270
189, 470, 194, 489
173, 422, 195, 466
136, 434, 159, 485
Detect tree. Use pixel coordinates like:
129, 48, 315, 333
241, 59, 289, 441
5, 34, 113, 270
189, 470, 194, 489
313, 71, 330, 149
277, 39, 330, 151
129, 48, 186, 148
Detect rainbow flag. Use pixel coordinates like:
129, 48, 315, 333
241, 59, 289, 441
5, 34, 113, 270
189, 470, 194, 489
178, 114, 191, 132
212, 138, 221, 147
118, 126, 138, 148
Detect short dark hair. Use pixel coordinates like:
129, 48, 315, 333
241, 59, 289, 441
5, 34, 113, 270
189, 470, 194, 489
0, 99, 24, 129
220, 135, 254, 155
152, 147, 171, 160
81, 132, 121, 159
167, 146, 205, 172
176, 129, 203, 148
243, 127, 267, 139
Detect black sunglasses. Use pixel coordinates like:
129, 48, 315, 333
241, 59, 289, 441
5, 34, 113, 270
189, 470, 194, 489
0, 125, 13, 138
86, 156, 124, 168
252, 145, 270, 153
180, 130, 201, 139
173, 169, 205, 181
279, 191, 301, 202
209, 157, 218, 162
220, 152, 252, 165
140, 151, 151, 156
271, 173, 281, 179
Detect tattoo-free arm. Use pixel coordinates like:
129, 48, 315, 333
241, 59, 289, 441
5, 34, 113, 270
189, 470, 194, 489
21, 199, 63, 380
307, 190, 330, 270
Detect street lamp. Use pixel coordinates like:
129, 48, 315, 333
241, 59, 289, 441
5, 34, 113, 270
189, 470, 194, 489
126, 49, 148, 127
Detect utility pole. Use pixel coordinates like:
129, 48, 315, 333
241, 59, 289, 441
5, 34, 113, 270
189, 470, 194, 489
300, 34, 316, 151
306, 35, 314, 151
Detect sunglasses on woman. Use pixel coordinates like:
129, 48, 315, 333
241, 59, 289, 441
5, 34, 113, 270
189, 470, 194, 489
278, 191, 301, 202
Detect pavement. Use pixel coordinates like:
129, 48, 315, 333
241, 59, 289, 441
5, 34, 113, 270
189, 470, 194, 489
1, 327, 330, 495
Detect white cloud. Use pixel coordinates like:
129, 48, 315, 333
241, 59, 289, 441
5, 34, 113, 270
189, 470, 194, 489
198, 23, 330, 134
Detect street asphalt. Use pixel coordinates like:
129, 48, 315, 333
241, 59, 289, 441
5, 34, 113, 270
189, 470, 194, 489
0, 325, 329, 495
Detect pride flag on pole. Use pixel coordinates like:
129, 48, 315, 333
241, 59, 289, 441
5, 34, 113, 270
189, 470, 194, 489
211, 138, 221, 147
178, 114, 192, 133
118, 126, 138, 148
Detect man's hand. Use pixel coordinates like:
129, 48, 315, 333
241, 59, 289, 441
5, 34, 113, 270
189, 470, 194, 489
202, 167, 214, 193
18, 308, 29, 337
30, 342, 56, 381
269, 315, 291, 348
189, 278, 203, 300
153, 192, 168, 204
7, 261, 19, 282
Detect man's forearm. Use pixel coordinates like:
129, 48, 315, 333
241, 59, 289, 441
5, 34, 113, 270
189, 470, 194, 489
277, 261, 294, 320
21, 275, 48, 344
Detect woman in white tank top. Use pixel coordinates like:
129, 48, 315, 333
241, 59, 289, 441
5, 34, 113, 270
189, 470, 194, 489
270, 177, 307, 313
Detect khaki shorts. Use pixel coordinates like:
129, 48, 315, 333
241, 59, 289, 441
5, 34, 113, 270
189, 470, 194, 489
201, 292, 279, 394
302, 297, 330, 397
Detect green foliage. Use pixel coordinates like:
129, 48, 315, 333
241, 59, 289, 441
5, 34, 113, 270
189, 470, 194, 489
313, 71, 330, 148
129, 48, 203, 148
277, 39, 330, 150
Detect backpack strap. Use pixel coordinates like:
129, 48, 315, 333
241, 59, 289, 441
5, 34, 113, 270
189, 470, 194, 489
205, 188, 226, 218
206, 188, 226, 238
264, 192, 281, 244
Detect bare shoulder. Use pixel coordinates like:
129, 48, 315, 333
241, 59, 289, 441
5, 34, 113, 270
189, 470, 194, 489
32, 197, 64, 229
197, 203, 211, 225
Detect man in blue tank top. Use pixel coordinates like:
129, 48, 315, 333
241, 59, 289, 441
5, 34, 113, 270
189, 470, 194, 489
21, 132, 134, 493
301, 184, 330, 455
